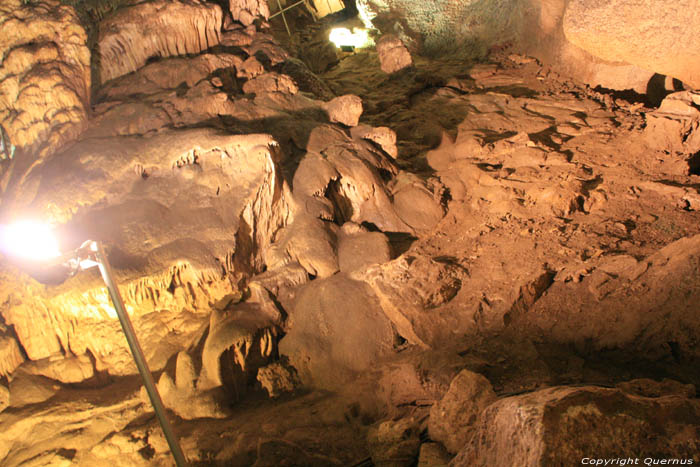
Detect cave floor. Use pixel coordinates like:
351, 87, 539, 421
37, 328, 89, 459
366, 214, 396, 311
2, 12, 700, 467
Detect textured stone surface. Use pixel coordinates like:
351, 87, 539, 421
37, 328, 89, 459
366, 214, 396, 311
256, 362, 300, 397
418, 442, 451, 467
0, 384, 7, 414
338, 223, 392, 273
98, 0, 223, 84
0, 0, 90, 157
452, 385, 700, 466
644, 91, 700, 154
22, 354, 94, 384
352, 125, 399, 159
352, 255, 465, 348
428, 370, 497, 454
0, 130, 290, 373
517, 0, 654, 92
368, 417, 421, 466
323, 94, 364, 127
279, 274, 396, 390
376, 35, 413, 74
228, 0, 270, 27
516, 234, 700, 363
0, 333, 24, 378
199, 285, 281, 398
563, 0, 700, 89
358, 0, 522, 55
98, 53, 243, 100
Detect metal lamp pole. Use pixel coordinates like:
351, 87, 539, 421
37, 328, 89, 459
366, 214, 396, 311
90, 241, 188, 467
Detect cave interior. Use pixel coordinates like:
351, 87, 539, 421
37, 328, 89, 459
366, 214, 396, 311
0, 0, 699, 465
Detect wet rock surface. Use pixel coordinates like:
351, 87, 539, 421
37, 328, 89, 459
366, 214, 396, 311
0, 1, 699, 465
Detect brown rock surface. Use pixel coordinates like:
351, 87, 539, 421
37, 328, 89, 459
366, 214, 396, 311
2, 5, 700, 465
377, 35, 413, 74
645, 91, 700, 153
515, 234, 700, 362
518, 0, 654, 92
428, 369, 497, 454
279, 274, 396, 390
0, 384, 7, 414
0, 130, 290, 373
323, 94, 364, 127
98, 0, 223, 84
452, 385, 700, 466
418, 442, 450, 467
0, 0, 90, 158
0, 332, 24, 378
352, 255, 466, 348
563, 0, 700, 89
367, 417, 421, 466
228, 0, 270, 27
338, 223, 392, 273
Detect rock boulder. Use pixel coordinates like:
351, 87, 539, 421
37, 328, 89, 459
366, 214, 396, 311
563, 0, 700, 89
452, 385, 700, 466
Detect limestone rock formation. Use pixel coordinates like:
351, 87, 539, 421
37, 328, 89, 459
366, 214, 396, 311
199, 285, 281, 398
0, 0, 90, 159
22, 353, 95, 384
516, 234, 700, 363
617, 378, 696, 399
426, 92, 608, 217
0, 130, 290, 374
452, 385, 700, 466
367, 417, 421, 466
0, 332, 23, 378
517, 0, 654, 92
0, 384, 7, 415
228, 0, 270, 27
256, 362, 300, 397
98, 0, 224, 84
645, 91, 700, 154
358, 0, 522, 56
351, 125, 399, 159
376, 35, 413, 74
418, 442, 451, 467
323, 94, 364, 127
428, 369, 497, 454
563, 0, 700, 89
351, 255, 465, 348
0, 386, 143, 465
98, 53, 244, 101
337, 223, 392, 273
279, 274, 397, 389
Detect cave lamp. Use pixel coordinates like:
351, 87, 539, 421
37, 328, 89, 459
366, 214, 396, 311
0, 220, 188, 467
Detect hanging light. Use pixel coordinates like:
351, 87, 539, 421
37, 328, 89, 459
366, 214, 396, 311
329, 27, 373, 50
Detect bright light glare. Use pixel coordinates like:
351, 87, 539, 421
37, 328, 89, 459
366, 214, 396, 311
0, 220, 61, 261
329, 28, 373, 49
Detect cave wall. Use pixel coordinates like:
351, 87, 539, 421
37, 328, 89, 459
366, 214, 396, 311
361, 0, 700, 93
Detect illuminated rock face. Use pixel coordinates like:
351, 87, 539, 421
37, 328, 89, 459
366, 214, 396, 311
0, 0, 90, 157
228, 0, 270, 26
563, 0, 700, 89
0, 130, 292, 373
0, 332, 23, 379
518, 0, 654, 92
97, 0, 224, 84
358, 0, 523, 56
